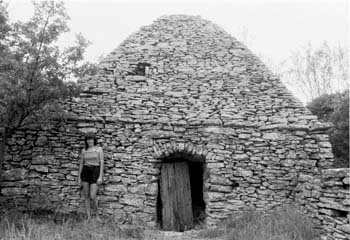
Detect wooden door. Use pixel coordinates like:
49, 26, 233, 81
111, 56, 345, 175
160, 162, 194, 231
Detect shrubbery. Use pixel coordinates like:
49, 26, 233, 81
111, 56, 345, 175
307, 90, 349, 168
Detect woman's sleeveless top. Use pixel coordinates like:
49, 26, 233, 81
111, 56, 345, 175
83, 147, 101, 166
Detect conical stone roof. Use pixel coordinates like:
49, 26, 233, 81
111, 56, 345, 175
76, 15, 323, 132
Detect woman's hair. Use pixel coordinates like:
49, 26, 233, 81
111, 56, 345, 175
84, 132, 97, 150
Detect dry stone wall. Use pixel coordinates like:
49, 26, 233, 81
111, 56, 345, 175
0, 15, 346, 236
295, 168, 350, 239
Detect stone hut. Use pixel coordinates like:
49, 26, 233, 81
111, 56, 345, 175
1, 15, 348, 236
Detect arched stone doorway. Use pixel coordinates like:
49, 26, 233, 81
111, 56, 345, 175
156, 150, 206, 231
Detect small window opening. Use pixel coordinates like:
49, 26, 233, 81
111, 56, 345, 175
132, 62, 151, 76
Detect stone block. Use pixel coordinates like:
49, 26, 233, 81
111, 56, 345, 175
1, 187, 27, 195
145, 182, 158, 195
317, 201, 348, 211
238, 134, 250, 139
129, 184, 146, 194
256, 189, 274, 196
122, 194, 143, 207
319, 142, 332, 148
262, 132, 285, 141
210, 184, 232, 193
2, 168, 27, 181
207, 192, 225, 202
323, 169, 349, 179
210, 175, 232, 186
105, 184, 127, 193
237, 168, 253, 177
35, 136, 48, 146
30, 165, 49, 173
339, 224, 350, 234
207, 162, 225, 169
281, 159, 294, 167
342, 198, 350, 206
232, 154, 248, 161
32, 155, 56, 165
79, 128, 97, 133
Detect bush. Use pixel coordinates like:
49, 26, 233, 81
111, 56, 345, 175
307, 90, 349, 168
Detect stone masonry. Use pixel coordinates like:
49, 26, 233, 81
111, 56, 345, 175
296, 168, 349, 239
1, 15, 348, 237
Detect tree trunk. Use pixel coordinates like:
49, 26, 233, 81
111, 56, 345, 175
0, 127, 6, 184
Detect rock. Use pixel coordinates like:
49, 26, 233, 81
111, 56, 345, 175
317, 201, 348, 212
322, 169, 349, 178
145, 183, 158, 195
262, 132, 285, 141
237, 168, 253, 177
79, 128, 97, 133
342, 177, 349, 185
210, 184, 232, 193
238, 134, 250, 139
105, 184, 127, 193
232, 154, 248, 161
1, 187, 27, 195
30, 165, 49, 173
35, 136, 48, 146
207, 192, 225, 202
210, 175, 232, 186
129, 184, 146, 194
32, 155, 56, 165
207, 162, 225, 169
339, 224, 350, 234
122, 194, 143, 207
2, 168, 27, 181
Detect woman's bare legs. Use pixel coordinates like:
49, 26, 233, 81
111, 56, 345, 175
90, 183, 99, 220
82, 181, 91, 220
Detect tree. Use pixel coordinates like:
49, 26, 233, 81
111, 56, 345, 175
0, 0, 10, 45
307, 90, 349, 168
0, 1, 91, 182
281, 42, 349, 103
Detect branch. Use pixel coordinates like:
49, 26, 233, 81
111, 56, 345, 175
27, 4, 55, 107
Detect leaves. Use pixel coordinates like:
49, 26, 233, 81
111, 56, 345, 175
307, 90, 349, 168
0, 0, 92, 135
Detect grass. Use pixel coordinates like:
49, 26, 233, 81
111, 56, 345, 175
197, 205, 321, 240
0, 205, 321, 240
0, 210, 145, 240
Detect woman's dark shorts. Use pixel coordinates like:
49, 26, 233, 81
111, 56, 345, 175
81, 166, 100, 184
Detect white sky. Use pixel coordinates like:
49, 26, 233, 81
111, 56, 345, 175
7, 0, 348, 64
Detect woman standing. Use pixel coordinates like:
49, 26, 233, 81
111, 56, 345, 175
78, 132, 104, 220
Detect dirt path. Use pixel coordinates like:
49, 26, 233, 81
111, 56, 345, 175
143, 229, 226, 240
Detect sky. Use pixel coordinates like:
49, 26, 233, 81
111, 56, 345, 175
7, 0, 348, 64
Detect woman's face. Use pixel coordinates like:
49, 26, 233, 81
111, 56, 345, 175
87, 138, 94, 147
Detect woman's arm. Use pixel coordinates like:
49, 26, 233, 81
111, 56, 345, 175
78, 150, 84, 184
98, 147, 104, 184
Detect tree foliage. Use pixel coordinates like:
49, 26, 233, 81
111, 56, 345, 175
307, 90, 349, 168
0, 0, 91, 135
0, 0, 94, 182
281, 42, 349, 103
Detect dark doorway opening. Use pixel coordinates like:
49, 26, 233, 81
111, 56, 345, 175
188, 162, 206, 226
157, 155, 206, 231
